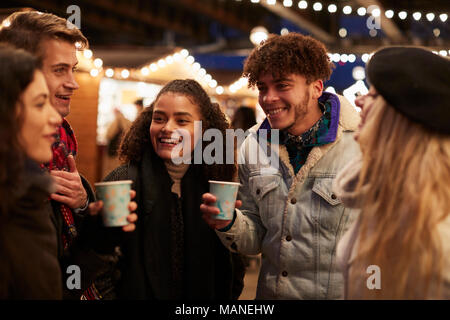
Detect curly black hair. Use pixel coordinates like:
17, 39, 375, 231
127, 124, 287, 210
243, 32, 334, 87
119, 79, 237, 182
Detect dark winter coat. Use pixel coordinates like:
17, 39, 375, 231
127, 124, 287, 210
0, 160, 62, 299
104, 148, 244, 300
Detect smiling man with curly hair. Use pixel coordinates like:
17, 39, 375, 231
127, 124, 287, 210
202, 32, 362, 299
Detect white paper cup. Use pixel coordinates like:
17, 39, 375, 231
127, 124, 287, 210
209, 180, 240, 220
94, 180, 132, 227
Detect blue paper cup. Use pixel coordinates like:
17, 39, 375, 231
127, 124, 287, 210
209, 180, 240, 220
94, 180, 132, 227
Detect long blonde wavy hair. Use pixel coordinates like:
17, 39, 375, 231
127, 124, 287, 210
348, 95, 450, 299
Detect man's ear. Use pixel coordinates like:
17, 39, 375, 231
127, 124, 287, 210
311, 79, 323, 100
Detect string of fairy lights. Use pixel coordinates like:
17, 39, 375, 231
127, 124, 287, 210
78, 48, 229, 95
252, 0, 448, 39
79, 45, 449, 96
1, 2, 448, 95
75, 0, 448, 93
80, 48, 366, 95
241, 0, 448, 24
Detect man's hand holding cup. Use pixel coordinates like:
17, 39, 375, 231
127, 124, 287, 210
201, 180, 241, 230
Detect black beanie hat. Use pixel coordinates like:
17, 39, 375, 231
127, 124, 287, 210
367, 46, 450, 135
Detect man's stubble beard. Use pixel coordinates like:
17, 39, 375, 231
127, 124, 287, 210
285, 91, 310, 134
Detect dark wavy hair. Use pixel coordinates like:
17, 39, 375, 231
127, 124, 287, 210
243, 32, 334, 86
0, 43, 41, 217
119, 79, 237, 181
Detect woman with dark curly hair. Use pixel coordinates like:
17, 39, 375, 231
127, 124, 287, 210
103, 79, 244, 300
0, 44, 63, 298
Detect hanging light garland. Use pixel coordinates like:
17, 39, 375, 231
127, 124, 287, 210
1, 4, 446, 98
242, 0, 448, 39
75, 40, 449, 96
77, 47, 236, 95
239, 0, 448, 23
61, 0, 448, 96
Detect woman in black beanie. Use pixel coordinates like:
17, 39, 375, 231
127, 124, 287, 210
334, 46, 450, 299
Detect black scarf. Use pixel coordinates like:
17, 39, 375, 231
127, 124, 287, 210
117, 148, 233, 299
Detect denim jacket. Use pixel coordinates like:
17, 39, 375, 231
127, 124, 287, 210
216, 94, 361, 299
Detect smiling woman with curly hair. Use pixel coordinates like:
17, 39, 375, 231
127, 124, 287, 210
119, 79, 236, 182
102, 79, 244, 300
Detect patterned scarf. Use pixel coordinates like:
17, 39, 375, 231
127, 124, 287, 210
281, 100, 334, 174
41, 119, 78, 250
41, 119, 103, 300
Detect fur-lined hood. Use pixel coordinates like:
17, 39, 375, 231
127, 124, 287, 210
282, 94, 359, 197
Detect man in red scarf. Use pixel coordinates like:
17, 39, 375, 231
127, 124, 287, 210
0, 11, 136, 299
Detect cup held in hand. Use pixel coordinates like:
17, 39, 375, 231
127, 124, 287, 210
94, 180, 132, 227
208, 180, 240, 220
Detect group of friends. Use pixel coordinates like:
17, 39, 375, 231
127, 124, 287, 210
0, 10, 449, 300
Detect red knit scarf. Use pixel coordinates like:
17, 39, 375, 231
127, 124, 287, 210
41, 120, 101, 299
41, 119, 78, 250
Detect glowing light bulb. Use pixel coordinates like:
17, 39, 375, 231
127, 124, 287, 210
398, 11, 407, 20
186, 56, 195, 64
173, 53, 181, 61
313, 2, 322, 11
385, 10, 394, 19
157, 59, 166, 68
105, 68, 114, 77
298, 1, 308, 9
283, 0, 292, 7
2, 19, 11, 27
339, 28, 347, 38
204, 75, 212, 83
90, 69, 99, 77
165, 56, 174, 64
94, 58, 103, 68
198, 68, 206, 77
209, 80, 218, 88
362, 53, 370, 63
192, 62, 201, 71
83, 49, 93, 59
413, 12, 422, 21
121, 69, 129, 79
216, 86, 224, 95
141, 67, 149, 76
180, 49, 189, 57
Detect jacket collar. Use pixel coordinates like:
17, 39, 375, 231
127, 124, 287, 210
13, 158, 54, 204
256, 92, 358, 136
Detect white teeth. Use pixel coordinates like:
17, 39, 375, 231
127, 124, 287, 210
160, 138, 178, 144
268, 108, 284, 115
